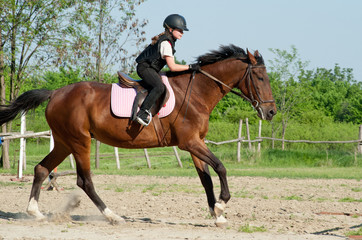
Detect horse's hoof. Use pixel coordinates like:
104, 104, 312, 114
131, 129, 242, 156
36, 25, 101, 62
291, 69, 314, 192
27, 198, 46, 220
214, 201, 225, 217
209, 207, 216, 217
108, 215, 125, 225
103, 208, 125, 225
27, 210, 46, 221
27, 208, 46, 220
215, 215, 228, 228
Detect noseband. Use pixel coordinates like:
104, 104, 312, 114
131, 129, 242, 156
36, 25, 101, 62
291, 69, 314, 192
199, 64, 275, 109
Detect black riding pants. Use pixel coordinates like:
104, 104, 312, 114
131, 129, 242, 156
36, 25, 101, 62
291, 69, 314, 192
137, 62, 166, 111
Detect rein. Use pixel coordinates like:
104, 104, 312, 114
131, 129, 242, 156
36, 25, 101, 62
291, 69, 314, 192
199, 69, 245, 98
199, 64, 275, 108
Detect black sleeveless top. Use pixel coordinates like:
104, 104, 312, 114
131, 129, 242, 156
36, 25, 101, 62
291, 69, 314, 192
136, 34, 176, 72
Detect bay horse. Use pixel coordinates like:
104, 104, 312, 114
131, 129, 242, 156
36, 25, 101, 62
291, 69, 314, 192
0, 45, 276, 227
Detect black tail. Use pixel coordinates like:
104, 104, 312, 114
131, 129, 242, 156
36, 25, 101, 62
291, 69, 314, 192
0, 89, 53, 126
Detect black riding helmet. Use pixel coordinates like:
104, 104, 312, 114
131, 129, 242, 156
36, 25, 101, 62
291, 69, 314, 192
163, 14, 189, 31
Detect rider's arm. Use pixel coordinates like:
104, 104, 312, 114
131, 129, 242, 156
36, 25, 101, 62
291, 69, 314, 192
160, 41, 189, 72
165, 56, 189, 72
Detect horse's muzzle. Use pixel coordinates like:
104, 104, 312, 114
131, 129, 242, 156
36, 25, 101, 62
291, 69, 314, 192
257, 105, 277, 121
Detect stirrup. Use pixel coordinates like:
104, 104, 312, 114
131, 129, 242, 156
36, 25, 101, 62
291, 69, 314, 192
136, 109, 152, 126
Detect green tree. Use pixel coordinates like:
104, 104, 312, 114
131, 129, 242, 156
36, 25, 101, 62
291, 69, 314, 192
268, 46, 311, 149
67, 0, 147, 82
309, 65, 361, 124
0, 0, 94, 168
1, 1, 95, 101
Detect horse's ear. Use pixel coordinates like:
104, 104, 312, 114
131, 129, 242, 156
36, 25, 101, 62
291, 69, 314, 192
247, 49, 257, 65
254, 50, 260, 57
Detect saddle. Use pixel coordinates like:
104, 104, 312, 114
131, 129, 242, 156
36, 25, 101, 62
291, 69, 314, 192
117, 71, 170, 122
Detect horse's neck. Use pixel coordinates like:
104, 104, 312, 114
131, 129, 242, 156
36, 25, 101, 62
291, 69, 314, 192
170, 60, 241, 114
196, 61, 242, 110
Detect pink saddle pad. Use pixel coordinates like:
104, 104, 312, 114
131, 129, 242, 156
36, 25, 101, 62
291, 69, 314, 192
111, 74, 175, 118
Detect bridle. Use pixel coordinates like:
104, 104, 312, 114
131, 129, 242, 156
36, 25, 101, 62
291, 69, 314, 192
199, 63, 275, 118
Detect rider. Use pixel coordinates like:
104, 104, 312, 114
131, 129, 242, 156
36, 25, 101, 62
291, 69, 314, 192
135, 14, 200, 126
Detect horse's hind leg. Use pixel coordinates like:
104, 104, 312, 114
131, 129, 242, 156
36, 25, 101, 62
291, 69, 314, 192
71, 141, 124, 224
27, 142, 70, 220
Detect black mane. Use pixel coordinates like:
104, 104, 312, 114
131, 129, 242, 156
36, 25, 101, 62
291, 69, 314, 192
166, 45, 264, 78
196, 44, 264, 66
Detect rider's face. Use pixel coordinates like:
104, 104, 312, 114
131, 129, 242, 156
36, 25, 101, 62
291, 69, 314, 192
171, 28, 184, 40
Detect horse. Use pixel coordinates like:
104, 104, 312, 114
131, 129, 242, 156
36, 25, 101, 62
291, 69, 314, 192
0, 45, 276, 227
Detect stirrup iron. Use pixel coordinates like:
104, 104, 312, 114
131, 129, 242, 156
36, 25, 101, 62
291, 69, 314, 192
136, 109, 152, 126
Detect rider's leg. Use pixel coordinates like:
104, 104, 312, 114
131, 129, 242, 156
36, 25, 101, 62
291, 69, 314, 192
136, 63, 165, 125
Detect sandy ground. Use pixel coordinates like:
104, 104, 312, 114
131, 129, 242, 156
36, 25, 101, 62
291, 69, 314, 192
0, 174, 361, 240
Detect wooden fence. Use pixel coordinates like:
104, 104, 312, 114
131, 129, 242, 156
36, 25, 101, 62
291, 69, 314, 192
0, 115, 184, 179
1, 116, 362, 178
204, 119, 362, 162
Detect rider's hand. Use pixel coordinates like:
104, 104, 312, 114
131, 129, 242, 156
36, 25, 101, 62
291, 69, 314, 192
189, 63, 201, 72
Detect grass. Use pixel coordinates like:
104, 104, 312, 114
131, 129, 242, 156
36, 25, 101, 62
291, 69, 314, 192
282, 195, 303, 201
1, 137, 362, 179
338, 197, 362, 203
233, 189, 254, 199
346, 227, 362, 237
351, 187, 362, 192
239, 223, 267, 233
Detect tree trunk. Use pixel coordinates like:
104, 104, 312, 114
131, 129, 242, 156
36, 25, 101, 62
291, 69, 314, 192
10, 5, 16, 102
0, 27, 10, 169
97, 0, 104, 83
281, 119, 287, 151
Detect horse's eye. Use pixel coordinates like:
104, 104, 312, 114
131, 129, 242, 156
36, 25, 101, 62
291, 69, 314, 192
258, 77, 264, 81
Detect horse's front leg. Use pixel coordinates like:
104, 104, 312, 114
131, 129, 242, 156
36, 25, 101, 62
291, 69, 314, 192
191, 154, 217, 215
183, 140, 230, 227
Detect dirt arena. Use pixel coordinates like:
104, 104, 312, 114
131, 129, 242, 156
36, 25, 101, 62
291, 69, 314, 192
0, 174, 361, 239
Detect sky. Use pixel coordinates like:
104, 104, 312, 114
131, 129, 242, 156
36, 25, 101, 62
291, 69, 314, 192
135, 0, 362, 81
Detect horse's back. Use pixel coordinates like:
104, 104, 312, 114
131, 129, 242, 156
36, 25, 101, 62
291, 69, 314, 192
46, 81, 111, 128
50, 81, 109, 102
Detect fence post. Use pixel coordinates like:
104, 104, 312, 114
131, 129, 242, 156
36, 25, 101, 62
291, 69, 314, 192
172, 146, 183, 168
1, 139, 10, 169
144, 149, 151, 168
49, 131, 58, 173
18, 113, 26, 179
237, 119, 243, 162
23, 113, 27, 170
69, 154, 75, 169
114, 147, 120, 169
245, 118, 252, 150
358, 125, 362, 154
258, 120, 262, 153
95, 140, 100, 168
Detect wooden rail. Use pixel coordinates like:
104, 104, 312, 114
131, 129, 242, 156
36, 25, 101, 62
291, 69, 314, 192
257, 137, 361, 144
0, 131, 50, 140
1, 117, 361, 176
203, 120, 362, 162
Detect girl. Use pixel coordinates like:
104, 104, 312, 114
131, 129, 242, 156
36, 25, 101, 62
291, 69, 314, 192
135, 14, 200, 126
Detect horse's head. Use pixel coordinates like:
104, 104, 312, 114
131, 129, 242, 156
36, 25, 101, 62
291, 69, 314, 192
193, 45, 277, 120
236, 50, 277, 120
